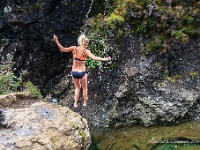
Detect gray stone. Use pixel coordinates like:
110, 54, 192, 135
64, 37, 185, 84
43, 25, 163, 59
0, 102, 91, 150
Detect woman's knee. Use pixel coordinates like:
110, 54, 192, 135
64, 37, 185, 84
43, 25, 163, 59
75, 86, 81, 90
82, 86, 87, 92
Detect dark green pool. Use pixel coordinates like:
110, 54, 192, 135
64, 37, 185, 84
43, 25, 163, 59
89, 121, 200, 150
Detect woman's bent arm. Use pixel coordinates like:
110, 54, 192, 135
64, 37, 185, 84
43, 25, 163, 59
53, 34, 74, 52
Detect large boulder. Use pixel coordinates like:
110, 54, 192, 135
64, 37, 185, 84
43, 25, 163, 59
0, 102, 91, 150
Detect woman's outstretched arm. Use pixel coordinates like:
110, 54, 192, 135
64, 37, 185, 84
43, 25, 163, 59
53, 34, 75, 52
86, 49, 111, 61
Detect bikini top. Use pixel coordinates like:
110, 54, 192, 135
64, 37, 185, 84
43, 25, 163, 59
73, 47, 87, 61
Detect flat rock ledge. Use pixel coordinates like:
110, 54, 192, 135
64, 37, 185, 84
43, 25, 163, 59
0, 93, 17, 107
0, 102, 91, 150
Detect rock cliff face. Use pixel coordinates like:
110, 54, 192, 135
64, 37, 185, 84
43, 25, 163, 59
0, 0, 200, 128
0, 94, 91, 150
0, 0, 91, 94
60, 35, 200, 127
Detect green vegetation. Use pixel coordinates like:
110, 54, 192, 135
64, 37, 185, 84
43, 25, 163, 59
86, 31, 110, 69
86, 58, 101, 69
84, 0, 199, 68
89, 0, 200, 55
0, 54, 42, 99
0, 54, 22, 94
23, 81, 42, 99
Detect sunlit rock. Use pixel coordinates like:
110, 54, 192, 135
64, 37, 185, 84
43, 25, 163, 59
0, 102, 91, 150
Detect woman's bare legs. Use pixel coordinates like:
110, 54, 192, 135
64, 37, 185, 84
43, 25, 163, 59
81, 74, 88, 106
72, 78, 81, 108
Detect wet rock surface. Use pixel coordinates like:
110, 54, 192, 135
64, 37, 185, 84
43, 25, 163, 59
0, 94, 91, 150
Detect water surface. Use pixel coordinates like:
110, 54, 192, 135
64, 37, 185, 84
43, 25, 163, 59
89, 121, 200, 150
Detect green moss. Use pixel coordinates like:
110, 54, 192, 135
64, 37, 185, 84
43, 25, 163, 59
165, 75, 182, 83
172, 30, 184, 40
123, 0, 143, 11
154, 61, 162, 67
78, 129, 86, 146
193, 8, 200, 25
135, 20, 147, 33
182, 14, 194, 25
103, 13, 125, 36
141, 36, 165, 54
24, 81, 42, 99
110, 62, 118, 69
111, 13, 125, 24
171, 29, 190, 44
91, 14, 104, 31
188, 72, 198, 78
184, 26, 197, 36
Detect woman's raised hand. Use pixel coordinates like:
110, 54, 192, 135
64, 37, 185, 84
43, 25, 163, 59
53, 34, 58, 42
107, 56, 112, 61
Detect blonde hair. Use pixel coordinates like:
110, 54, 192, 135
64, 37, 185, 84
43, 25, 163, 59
77, 34, 89, 46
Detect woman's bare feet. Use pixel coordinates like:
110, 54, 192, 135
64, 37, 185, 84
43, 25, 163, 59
74, 103, 78, 108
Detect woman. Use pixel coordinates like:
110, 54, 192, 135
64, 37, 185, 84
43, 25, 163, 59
53, 34, 111, 108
